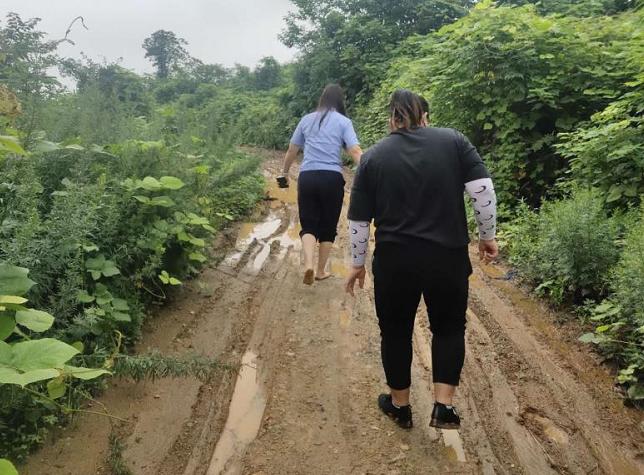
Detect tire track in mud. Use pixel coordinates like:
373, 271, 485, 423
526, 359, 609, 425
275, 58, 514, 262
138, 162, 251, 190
464, 267, 643, 475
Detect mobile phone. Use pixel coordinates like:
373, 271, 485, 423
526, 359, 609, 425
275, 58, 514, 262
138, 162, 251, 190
276, 176, 289, 188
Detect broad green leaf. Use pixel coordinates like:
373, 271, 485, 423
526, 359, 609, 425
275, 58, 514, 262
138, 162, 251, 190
578, 333, 601, 344
0, 263, 36, 296
15, 309, 54, 332
159, 271, 170, 284
0, 367, 60, 386
71, 341, 84, 353
85, 255, 120, 279
64, 365, 110, 380
0, 458, 19, 475
47, 377, 66, 399
112, 312, 131, 322
159, 176, 185, 190
134, 195, 150, 204
159, 271, 181, 285
187, 213, 209, 225
85, 255, 106, 270
606, 186, 623, 203
0, 295, 27, 305
595, 324, 611, 333
0, 341, 11, 363
76, 290, 95, 303
112, 298, 129, 311
177, 231, 191, 242
0, 317, 15, 341
149, 196, 175, 207
189, 252, 207, 263
483, 122, 493, 130
140, 177, 162, 191
102, 263, 120, 277
189, 236, 206, 247
10, 338, 79, 372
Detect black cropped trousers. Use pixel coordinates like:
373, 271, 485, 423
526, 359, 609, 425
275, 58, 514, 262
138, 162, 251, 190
372, 240, 472, 389
297, 170, 345, 243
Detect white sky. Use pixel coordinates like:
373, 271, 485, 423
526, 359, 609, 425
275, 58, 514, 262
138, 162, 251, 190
1, 0, 297, 74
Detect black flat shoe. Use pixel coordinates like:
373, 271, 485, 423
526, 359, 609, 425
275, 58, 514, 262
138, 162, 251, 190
378, 393, 413, 429
430, 402, 461, 429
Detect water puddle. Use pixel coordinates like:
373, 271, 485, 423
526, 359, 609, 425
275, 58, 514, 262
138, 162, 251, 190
527, 413, 569, 446
339, 310, 351, 329
329, 256, 350, 279
207, 351, 266, 475
442, 429, 467, 463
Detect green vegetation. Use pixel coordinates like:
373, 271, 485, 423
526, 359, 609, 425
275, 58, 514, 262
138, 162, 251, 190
0, 0, 642, 468
0, 13, 265, 464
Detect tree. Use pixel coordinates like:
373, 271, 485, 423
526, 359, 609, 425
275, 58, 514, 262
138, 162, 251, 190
0, 13, 60, 141
279, 0, 474, 114
142, 30, 189, 79
254, 56, 282, 90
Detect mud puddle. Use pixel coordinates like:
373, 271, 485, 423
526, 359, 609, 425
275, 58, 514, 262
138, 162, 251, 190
207, 351, 266, 475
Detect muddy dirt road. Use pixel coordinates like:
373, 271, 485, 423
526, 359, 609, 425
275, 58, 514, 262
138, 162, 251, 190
24, 151, 643, 475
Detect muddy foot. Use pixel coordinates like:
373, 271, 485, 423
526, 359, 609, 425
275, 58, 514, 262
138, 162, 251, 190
303, 269, 314, 285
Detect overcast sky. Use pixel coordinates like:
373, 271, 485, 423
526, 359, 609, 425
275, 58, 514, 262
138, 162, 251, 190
2, 0, 297, 74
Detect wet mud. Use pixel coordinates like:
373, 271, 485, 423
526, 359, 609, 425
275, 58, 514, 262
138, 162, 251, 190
22, 149, 643, 475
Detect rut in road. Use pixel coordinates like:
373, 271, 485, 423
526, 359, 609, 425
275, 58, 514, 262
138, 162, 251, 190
23, 150, 643, 475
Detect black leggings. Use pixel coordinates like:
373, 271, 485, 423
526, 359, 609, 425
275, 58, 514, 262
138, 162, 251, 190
372, 240, 472, 389
297, 170, 345, 243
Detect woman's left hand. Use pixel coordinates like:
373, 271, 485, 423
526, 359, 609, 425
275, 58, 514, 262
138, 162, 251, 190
345, 266, 366, 296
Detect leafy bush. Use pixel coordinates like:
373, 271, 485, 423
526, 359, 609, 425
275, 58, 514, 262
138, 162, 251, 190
0, 80, 264, 462
558, 74, 644, 209
0, 263, 110, 462
580, 206, 644, 400
508, 189, 621, 303
358, 3, 642, 206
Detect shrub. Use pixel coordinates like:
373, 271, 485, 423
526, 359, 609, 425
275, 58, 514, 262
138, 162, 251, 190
580, 206, 644, 400
508, 188, 621, 303
557, 74, 644, 210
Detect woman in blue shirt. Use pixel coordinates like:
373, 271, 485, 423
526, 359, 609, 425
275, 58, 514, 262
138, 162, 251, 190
278, 84, 362, 285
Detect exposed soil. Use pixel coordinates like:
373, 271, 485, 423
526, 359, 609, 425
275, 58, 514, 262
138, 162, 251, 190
22, 150, 643, 475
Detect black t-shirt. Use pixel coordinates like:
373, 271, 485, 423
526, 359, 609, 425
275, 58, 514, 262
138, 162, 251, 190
348, 127, 490, 248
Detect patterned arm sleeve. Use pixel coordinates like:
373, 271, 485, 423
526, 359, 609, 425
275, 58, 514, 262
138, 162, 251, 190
349, 220, 371, 267
465, 178, 497, 241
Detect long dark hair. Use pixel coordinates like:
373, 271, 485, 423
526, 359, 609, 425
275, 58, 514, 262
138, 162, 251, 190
389, 89, 424, 130
317, 84, 347, 127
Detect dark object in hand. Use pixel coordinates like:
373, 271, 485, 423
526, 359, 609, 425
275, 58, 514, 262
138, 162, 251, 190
277, 176, 289, 188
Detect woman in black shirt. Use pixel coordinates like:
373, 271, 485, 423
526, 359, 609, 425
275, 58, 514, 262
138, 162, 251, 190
345, 90, 498, 430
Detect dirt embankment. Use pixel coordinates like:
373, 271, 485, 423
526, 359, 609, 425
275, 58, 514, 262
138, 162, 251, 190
23, 150, 643, 475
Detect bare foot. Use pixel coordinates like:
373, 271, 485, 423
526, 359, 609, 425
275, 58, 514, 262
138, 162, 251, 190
303, 269, 315, 285
315, 272, 332, 281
